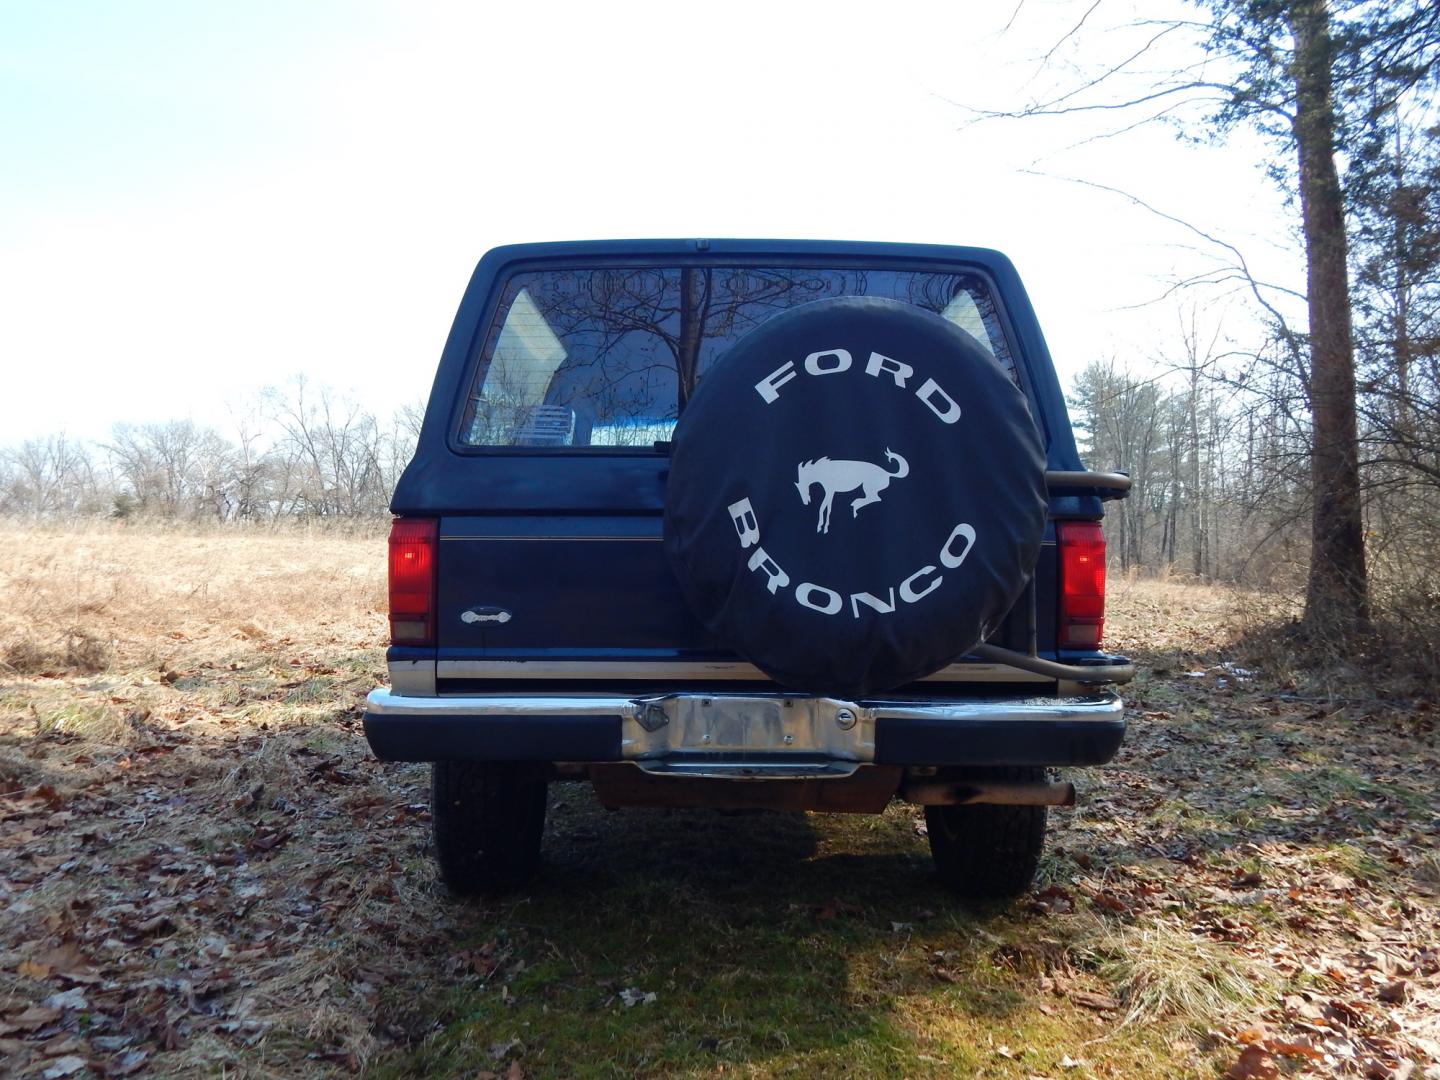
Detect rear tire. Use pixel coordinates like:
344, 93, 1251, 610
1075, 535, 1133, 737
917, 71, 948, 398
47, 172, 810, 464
431, 762, 547, 896
925, 766, 1048, 899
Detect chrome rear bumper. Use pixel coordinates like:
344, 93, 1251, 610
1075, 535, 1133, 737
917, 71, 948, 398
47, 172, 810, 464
363, 689, 1125, 773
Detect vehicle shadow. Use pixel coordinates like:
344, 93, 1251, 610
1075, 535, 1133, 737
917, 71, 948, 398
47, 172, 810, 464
414, 788, 1042, 1077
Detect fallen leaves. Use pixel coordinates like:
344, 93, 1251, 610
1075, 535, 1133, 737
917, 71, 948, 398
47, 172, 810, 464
0, 1005, 62, 1035
1268, 1039, 1325, 1061
40, 1056, 87, 1079
1226, 1045, 1280, 1079
811, 897, 865, 921
244, 825, 290, 853
1227, 1023, 1326, 1069
1089, 890, 1129, 915
1068, 990, 1121, 1013
1377, 979, 1408, 1003
109, 1049, 149, 1076
42, 988, 87, 1011
0, 668, 436, 1078
20, 939, 92, 981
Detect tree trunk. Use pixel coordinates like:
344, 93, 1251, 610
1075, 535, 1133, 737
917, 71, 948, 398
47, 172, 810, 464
1391, 120, 1413, 434
676, 268, 710, 411
1288, 0, 1370, 632
1188, 369, 1203, 578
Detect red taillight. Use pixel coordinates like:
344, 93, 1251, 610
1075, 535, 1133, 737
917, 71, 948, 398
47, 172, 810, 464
1058, 521, 1106, 649
388, 518, 437, 646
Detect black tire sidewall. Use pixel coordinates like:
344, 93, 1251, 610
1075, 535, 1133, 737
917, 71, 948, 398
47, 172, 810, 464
431, 762, 547, 895
925, 766, 1050, 899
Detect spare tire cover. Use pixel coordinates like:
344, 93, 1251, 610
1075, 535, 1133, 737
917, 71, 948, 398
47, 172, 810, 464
663, 296, 1048, 698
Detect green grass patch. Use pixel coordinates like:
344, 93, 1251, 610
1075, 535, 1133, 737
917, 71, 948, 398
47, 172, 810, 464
282, 676, 336, 704
1310, 841, 1391, 882
369, 803, 1217, 1079
32, 699, 117, 737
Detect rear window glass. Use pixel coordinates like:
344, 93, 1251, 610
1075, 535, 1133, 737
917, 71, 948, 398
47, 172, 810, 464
459, 266, 1015, 449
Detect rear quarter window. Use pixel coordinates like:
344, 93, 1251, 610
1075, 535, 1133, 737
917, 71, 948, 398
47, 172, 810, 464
459, 265, 1015, 449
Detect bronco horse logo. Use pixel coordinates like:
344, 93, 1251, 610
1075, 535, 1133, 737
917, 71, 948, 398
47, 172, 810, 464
794, 450, 910, 534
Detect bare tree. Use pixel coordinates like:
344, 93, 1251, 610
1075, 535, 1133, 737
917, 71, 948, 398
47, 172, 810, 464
1, 383, 423, 524
1070, 358, 1165, 569
105, 420, 237, 520
0, 434, 98, 518
265, 377, 389, 517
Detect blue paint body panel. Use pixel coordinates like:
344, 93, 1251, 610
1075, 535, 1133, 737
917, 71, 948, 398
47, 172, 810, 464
437, 516, 717, 655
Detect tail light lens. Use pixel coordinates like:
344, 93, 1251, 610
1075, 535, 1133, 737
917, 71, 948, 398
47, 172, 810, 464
1058, 521, 1106, 649
388, 518, 437, 646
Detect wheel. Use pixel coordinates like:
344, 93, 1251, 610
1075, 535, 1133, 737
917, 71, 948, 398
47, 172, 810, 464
431, 762, 547, 895
925, 766, 1048, 899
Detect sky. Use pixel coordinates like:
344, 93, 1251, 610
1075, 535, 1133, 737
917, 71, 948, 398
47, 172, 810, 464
1, 0, 1302, 444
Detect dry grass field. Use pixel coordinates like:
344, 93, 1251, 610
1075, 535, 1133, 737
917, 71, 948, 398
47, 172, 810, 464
1, 525, 1437, 1078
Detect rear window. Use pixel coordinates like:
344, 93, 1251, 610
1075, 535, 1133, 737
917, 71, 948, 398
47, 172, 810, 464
458, 265, 1015, 449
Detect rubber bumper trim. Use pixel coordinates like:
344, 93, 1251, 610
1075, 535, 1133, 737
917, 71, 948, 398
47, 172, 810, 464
871, 692, 1124, 766
873, 712, 1125, 765
365, 712, 623, 762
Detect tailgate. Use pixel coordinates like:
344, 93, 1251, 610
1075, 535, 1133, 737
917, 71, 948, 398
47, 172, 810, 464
432, 513, 1055, 688
437, 513, 722, 661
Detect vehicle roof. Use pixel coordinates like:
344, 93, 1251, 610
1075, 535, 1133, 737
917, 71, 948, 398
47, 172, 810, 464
477, 238, 1020, 272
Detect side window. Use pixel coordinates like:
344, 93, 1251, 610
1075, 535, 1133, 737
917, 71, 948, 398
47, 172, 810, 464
468, 288, 573, 446
458, 266, 1017, 448
942, 292, 993, 347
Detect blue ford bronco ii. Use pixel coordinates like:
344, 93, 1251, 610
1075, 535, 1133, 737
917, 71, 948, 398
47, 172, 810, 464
364, 239, 1132, 899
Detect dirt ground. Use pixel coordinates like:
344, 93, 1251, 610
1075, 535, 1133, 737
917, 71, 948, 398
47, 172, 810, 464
1, 526, 1436, 1078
